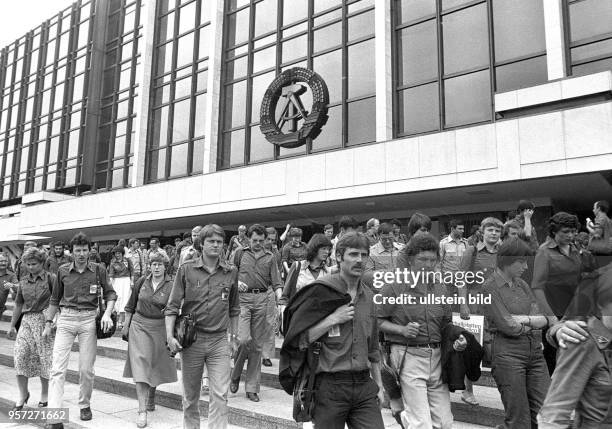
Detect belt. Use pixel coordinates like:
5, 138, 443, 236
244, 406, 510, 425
390, 342, 441, 349
318, 370, 370, 382
242, 288, 268, 294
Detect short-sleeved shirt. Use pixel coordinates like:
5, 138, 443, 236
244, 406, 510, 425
165, 257, 240, 334
366, 242, 402, 273
531, 237, 582, 318
50, 262, 117, 310
484, 269, 550, 338
126, 248, 144, 277
281, 242, 308, 268
310, 274, 380, 373
16, 271, 55, 314
377, 279, 452, 345
45, 255, 73, 275
125, 274, 173, 319
236, 247, 282, 291
439, 236, 469, 274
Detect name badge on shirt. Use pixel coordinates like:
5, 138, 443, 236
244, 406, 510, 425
328, 324, 341, 337
221, 287, 229, 301
90, 284, 98, 294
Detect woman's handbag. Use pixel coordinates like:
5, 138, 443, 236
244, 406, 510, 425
173, 313, 197, 349
95, 265, 118, 339
380, 342, 408, 400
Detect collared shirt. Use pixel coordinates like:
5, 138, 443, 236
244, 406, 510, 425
45, 254, 73, 275
281, 242, 308, 268
237, 247, 282, 291
50, 262, 117, 310
125, 248, 144, 277
165, 257, 240, 334
531, 237, 582, 318
16, 271, 55, 314
366, 242, 402, 273
538, 316, 612, 428
377, 279, 452, 345
439, 235, 469, 273
312, 274, 380, 373
459, 242, 499, 283
125, 274, 173, 319
484, 269, 547, 337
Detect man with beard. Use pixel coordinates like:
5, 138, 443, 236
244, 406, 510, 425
45, 241, 73, 275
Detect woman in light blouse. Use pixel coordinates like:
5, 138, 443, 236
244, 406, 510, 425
7, 247, 55, 410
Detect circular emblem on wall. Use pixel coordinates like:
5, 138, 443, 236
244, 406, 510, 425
259, 67, 329, 149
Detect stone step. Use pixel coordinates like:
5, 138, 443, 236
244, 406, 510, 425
0, 332, 504, 428
0, 318, 498, 392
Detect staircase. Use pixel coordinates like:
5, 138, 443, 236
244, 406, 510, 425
0, 302, 503, 428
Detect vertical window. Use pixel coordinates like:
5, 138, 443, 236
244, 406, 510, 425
566, 0, 612, 76
219, 0, 376, 170
146, 0, 210, 182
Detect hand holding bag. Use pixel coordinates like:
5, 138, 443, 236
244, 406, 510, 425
173, 312, 197, 349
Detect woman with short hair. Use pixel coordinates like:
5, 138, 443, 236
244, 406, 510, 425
7, 247, 55, 410
108, 245, 134, 329
122, 253, 177, 428
279, 233, 332, 307
484, 237, 551, 429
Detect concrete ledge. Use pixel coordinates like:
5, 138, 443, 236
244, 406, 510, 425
22, 191, 76, 206
495, 70, 612, 112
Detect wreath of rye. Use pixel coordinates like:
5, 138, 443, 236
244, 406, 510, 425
259, 67, 329, 149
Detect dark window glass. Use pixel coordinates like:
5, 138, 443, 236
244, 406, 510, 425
444, 69, 491, 127
347, 97, 376, 146
493, 0, 545, 62
495, 56, 547, 92
398, 83, 439, 135
151, 106, 169, 148
442, 4, 489, 75
397, 20, 437, 85
572, 39, 612, 62
348, 39, 375, 98
158, 12, 174, 44
569, 0, 612, 42
224, 129, 245, 168
312, 104, 342, 152
573, 57, 612, 76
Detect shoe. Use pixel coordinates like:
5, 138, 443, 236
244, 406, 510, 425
137, 411, 147, 428
38, 401, 48, 407
80, 406, 93, 421
229, 379, 239, 394
461, 392, 479, 406
262, 358, 272, 367
246, 392, 260, 402
45, 424, 64, 429
391, 410, 405, 429
201, 384, 209, 394
13, 391, 30, 411
146, 387, 156, 411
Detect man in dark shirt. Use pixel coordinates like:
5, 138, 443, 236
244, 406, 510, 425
166, 224, 240, 429
281, 227, 307, 276
300, 232, 384, 429
0, 252, 18, 319
45, 241, 73, 275
230, 224, 282, 402
226, 225, 249, 261
44, 233, 116, 428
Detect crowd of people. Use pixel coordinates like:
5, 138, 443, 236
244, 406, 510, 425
0, 198, 610, 429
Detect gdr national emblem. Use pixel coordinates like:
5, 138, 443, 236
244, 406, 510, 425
259, 67, 329, 149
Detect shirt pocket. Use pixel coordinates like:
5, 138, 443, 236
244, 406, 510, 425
21, 283, 37, 307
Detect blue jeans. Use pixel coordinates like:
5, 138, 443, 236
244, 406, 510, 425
491, 333, 551, 429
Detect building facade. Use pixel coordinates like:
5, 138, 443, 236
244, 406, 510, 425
0, 0, 611, 244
